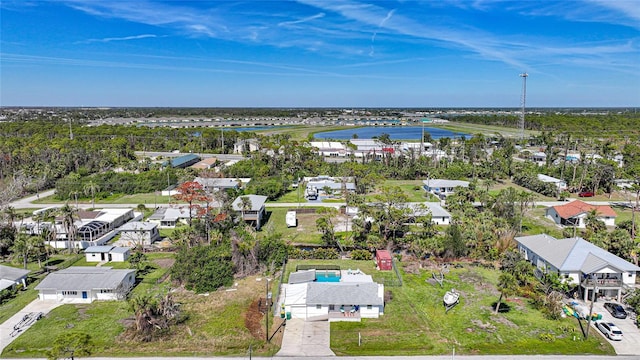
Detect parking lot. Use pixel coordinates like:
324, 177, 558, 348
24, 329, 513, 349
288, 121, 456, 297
591, 301, 640, 355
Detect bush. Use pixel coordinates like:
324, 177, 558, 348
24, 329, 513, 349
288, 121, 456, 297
349, 249, 372, 261
288, 247, 340, 260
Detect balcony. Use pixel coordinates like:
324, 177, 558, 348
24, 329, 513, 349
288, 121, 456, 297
581, 278, 622, 288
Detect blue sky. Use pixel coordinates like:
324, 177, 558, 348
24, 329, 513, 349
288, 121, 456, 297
1, 0, 638, 107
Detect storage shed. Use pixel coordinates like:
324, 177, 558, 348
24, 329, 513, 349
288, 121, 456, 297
376, 250, 392, 271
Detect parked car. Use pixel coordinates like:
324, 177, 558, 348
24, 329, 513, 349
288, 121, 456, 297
595, 321, 623, 341
604, 302, 628, 319
579, 191, 595, 197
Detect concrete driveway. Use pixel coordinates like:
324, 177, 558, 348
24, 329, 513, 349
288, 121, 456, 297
590, 302, 640, 355
275, 319, 334, 357
0, 299, 62, 354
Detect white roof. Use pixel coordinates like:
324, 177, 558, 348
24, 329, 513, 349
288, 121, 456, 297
118, 221, 158, 231
0, 264, 30, 282
537, 174, 563, 183
423, 179, 470, 188
309, 141, 345, 150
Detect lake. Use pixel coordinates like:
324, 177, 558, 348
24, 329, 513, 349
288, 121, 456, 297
314, 126, 468, 140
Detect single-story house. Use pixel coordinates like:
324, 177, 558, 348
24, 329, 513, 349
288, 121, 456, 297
50, 208, 134, 249
309, 141, 347, 157
190, 157, 218, 170
116, 221, 160, 246
545, 200, 617, 228
35, 267, 136, 303
147, 207, 191, 228
305, 176, 356, 194
531, 152, 546, 164
232, 195, 268, 230
194, 177, 251, 192
423, 179, 470, 196
515, 234, 640, 302
84, 245, 131, 262
537, 174, 567, 191
0, 264, 29, 291
406, 202, 452, 225
282, 269, 384, 321
165, 154, 201, 169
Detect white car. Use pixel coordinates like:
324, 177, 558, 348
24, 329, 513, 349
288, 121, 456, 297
596, 321, 623, 341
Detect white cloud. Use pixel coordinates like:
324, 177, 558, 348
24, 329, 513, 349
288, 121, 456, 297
77, 34, 159, 44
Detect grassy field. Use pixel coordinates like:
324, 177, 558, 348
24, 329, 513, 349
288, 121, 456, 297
330, 263, 613, 356
263, 207, 324, 245
2, 251, 281, 358
428, 121, 539, 138
32, 192, 172, 206
366, 180, 436, 202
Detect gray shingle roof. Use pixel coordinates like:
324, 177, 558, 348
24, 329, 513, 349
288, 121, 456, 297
35, 267, 135, 291
306, 283, 383, 306
515, 234, 640, 273
0, 264, 30, 281
118, 221, 157, 231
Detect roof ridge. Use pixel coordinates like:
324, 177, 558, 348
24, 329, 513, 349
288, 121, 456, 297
559, 237, 582, 269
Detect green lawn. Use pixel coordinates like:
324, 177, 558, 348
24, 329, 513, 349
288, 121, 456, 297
263, 207, 324, 245
330, 263, 613, 356
0, 287, 39, 324
366, 180, 435, 203
32, 192, 172, 206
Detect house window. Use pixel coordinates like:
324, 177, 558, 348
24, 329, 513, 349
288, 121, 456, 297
367, 305, 372, 310
329, 305, 335, 311
62, 291, 78, 296
629, 273, 634, 277
316, 304, 322, 309
100, 289, 113, 293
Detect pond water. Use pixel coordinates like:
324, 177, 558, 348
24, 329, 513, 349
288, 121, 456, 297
314, 126, 468, 140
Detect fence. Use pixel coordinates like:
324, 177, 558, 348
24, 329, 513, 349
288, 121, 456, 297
296, 264, 341, 271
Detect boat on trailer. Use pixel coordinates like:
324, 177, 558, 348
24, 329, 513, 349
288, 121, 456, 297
443, 289, 460, 312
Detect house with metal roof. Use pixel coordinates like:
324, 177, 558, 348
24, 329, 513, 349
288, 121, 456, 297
537, 174, 567, 191
116, 221, 160, 246
232, 195, 268, 229
190, 157, 218, 170
545, 200, 617, 228
35, 267, 136, 303
423, 179, 470, 196
84, 245, 131, 262
194, 177, 251, 192
515, 234, 640, 302
282, 269, 384, 321
405, 202, 452, 225
147, 207, 191, 228
0, 264, 29, 291
166, 154, 201, 169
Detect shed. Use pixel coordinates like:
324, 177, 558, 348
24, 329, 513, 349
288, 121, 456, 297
376, 250, 392, 271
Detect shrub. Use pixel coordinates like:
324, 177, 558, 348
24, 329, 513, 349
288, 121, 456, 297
349, 249, 372, 261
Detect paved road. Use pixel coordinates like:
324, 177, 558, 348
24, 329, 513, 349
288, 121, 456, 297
8, 355, 639, 360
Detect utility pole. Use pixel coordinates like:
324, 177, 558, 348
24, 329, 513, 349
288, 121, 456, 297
265, 278, 271, 342
585, 274, 597, 339
519, 72, 528, 141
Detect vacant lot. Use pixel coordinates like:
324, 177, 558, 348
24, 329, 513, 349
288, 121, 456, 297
330, 262, 613, 356
2, 253, 278, 358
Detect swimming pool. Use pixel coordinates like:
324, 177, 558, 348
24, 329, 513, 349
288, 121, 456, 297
315, 271, 341, 282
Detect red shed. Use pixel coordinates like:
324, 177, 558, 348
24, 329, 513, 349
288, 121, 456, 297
376, 250, 392, 271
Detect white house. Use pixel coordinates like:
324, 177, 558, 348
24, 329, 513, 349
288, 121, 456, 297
232, 195, 268, 230
194, 177, 251, 192
405, 202, 452, 225
148, 207, 191, 228
545, 200, 617, 228
305, 176, 356, 194
84, 246, 131, 262
116, 221, 160, 246
49, 208, 135, 249
423, 179, 470, 196
35, 267, 136, 303
282, 269, 384, 322
515, 234, 640, 302
0, 264, 29, 291
537, 174, 567, 191
309, 141, 347, 157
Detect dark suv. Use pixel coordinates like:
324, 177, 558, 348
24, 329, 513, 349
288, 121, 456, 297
604, 302, 627, 319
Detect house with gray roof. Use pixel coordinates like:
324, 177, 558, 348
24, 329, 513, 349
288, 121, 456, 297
406, 202, 452, 225
423, 179, 469, 197
116, 221, 160, 247
84, 245, 131, 262
515, 234, 640, 302
148, 207, 191, 228
282, 269, 384, 321
232, 195, 268, 230
35, 267, 135, 303
0, 264, 29, 291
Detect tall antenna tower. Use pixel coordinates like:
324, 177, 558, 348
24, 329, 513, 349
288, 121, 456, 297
519, 72, 528, 141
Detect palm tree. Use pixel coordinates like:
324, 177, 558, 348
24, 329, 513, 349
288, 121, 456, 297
239, 196, 252, 223
58, 203, 78, 253
83, 181, 100, 209
495, 272, 518, 314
